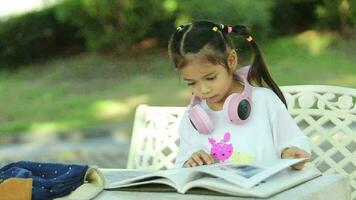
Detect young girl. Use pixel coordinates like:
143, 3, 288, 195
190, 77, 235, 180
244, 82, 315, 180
168, 21, 310, 170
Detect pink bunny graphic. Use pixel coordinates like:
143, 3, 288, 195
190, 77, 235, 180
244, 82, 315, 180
208, 132, 234, 162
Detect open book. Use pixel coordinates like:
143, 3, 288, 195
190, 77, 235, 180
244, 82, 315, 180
100, 158, 321, 198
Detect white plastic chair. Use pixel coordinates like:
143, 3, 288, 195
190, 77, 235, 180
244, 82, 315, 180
126, 85, 356, 198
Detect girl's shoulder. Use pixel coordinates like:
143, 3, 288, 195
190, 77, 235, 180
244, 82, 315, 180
251, 86, 285, 108
251, 86, 276, 98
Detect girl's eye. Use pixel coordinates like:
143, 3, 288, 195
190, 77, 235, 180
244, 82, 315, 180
187, 82, 195, 86
206, 76, 216, 81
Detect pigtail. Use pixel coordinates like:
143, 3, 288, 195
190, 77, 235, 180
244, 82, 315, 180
168, 24, 191, 68
226, 24, 287, 108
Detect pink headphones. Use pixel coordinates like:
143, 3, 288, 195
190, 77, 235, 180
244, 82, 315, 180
187, 66, 252, 134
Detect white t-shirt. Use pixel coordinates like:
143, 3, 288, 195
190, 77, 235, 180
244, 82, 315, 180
175, 86, 310, 167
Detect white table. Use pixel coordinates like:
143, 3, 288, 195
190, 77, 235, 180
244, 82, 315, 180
95, 174, 350, 200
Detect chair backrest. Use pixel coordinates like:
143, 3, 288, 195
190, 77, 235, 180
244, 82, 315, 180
281, 85, 356, 199
126, 105, 185, 170
126, 85, 356, 198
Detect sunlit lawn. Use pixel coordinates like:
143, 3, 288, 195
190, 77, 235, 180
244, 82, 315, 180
0, 32, 355, 135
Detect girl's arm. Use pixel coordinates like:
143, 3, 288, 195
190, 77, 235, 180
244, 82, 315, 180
269, 92, 311, 169
174, 110, 197, 168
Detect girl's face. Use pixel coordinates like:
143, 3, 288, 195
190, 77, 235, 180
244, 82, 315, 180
181, 58, 239, 106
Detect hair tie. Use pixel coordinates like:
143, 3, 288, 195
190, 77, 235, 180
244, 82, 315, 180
227, 26, 233, 33
246, 36, 253, 42
212, 26, 218, 32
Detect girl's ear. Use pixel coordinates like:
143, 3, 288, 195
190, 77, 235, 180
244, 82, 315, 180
227, 49, 238, 72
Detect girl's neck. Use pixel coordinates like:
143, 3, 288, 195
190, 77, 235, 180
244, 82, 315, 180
207, 78, 244, 111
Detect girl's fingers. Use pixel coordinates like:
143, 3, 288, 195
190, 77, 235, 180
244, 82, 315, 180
200, 153, 213, 164
282, 147, 310, 160
183, 160, 191, 167
183, 159, 196, 168
282, 149, 293, 158
281, 147, 311, 170
293, 150, 310, 170
291, 164, 302, 170
282, 147, 299, 158
292, 161, 306, 170
184, 150, 214, 168
295, 150, 310, 162
197, 150, 214, 165
192, 152, 204, 165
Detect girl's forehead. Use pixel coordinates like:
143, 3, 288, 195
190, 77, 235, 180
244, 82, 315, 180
180, 60, 224, 79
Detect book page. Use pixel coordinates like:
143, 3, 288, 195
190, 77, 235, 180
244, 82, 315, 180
107, 178, 178, 191
100, 169, 153, 188
193, 158, 304, 189
101, 168, 201, 191
248, 169, 321, 197
181, 168, 320, 198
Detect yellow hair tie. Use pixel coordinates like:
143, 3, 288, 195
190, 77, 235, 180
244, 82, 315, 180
212, 26, 218, 32
246, 36, 253, 42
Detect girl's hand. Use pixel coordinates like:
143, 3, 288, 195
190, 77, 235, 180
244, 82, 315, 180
281, 146, 310, 170
183, 150, 214, 168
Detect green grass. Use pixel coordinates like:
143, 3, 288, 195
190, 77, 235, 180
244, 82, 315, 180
0, 32, 355, 135
264, 31, 356, 86
0, 50, 188, 134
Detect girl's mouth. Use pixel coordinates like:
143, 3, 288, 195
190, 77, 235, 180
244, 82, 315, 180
207, 95, 218, 102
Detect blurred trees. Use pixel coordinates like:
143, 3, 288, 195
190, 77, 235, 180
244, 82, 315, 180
55, 0, 176, 50
272, 0, 355, 36
0, 0, 354, 68
315, 0, 356, 35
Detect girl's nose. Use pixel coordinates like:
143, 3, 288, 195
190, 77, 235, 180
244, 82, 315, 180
200, 84, 211, 94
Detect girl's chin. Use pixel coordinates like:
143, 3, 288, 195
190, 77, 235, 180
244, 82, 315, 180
207, 95, 223, 104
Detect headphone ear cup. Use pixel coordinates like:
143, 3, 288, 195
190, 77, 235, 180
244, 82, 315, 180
188, 105, 214, 134
223, 93, 240, 123
223, 93, 251, 124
